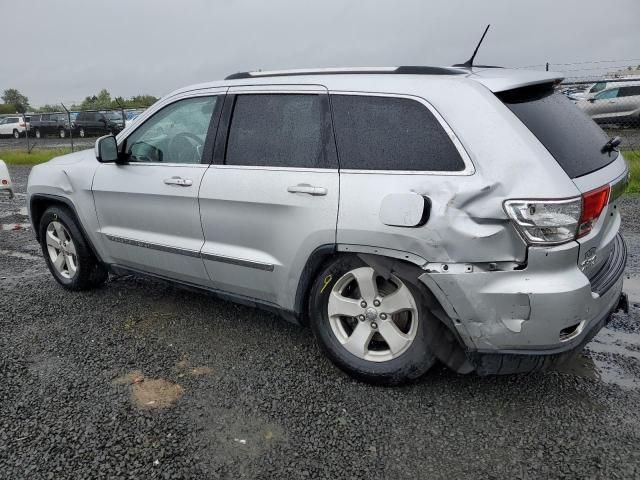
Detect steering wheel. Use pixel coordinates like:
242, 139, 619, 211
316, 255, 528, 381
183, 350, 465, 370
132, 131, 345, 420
167, 132, 204, 163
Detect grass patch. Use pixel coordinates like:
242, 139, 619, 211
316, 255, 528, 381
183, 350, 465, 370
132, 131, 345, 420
623, 150, 640, 194
0, 148, 73, 165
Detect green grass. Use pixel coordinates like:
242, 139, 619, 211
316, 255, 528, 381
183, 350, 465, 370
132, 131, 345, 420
625, 150, 640, 194
0, 148, 73, 165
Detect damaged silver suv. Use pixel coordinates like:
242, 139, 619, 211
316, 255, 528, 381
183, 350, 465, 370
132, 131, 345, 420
27, 66, 628, 384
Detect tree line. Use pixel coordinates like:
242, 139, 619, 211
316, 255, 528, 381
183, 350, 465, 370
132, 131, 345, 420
0, 88, 158, 114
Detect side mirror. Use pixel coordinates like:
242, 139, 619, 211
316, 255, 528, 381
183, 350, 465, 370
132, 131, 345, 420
95, 135, 119, 163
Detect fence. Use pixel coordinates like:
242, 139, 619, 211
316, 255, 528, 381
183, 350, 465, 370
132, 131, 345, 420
0, 106, 148, 154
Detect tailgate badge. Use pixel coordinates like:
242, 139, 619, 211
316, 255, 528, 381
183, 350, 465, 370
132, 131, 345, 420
580, 247, 598, 271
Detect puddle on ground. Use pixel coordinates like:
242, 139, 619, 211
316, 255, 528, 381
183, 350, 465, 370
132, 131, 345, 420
557, 326, 640, 389
624, 276, 640, 305
0, 249, 41, 261
0, 223, 31, 231
0, 207, 27, 219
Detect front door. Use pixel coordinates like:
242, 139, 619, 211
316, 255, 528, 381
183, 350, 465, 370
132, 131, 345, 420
198, 86, 340, 309
92, 91, 224, 286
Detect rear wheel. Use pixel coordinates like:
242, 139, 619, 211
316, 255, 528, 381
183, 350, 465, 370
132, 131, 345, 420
34, 129, 41, 139
39, 206, 108, 290
59, 128, 66, 138
79, 127, 85, 138
309, 256, 436, 385
13, 129, 20, 139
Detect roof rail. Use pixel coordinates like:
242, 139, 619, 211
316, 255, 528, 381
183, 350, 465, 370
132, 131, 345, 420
224, 66, 465, 80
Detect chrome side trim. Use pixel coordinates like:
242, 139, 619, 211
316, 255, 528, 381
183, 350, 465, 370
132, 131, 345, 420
105, 234, 275, 271
105, 234, 201, 258
609, 167, 630, 203
200, 252, 275, 271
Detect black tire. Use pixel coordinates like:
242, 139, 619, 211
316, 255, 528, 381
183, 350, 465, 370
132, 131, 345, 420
39, 206, 108, 291
13, 129, 20, 139
59, 128, 66, 139
309, 255, 436, 385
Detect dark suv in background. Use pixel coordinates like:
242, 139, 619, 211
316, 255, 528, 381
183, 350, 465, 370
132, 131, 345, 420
29, 113, 71, 139
73, 112, 124, 137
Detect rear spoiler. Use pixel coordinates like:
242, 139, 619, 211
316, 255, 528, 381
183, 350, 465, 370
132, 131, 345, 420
465, 67, 564, 93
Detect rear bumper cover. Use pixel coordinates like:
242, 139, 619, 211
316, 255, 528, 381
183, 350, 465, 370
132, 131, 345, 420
419, 233, 627, 374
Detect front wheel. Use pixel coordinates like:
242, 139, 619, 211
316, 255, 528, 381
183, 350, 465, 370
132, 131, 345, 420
309, 256, 436, 385
59, 128, 66, 138
34, 129, 41, 139
39, 206, 108, 290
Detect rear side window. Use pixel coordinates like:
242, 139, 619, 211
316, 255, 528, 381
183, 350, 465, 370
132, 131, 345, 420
225, 94, 336, 169
619, 86, 640, 97
330, 95, 465, 171
498, 85, 616, 178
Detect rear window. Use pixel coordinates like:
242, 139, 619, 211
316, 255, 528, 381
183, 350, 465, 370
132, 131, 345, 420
330, 95, 465, 171
498, 85, 617, 178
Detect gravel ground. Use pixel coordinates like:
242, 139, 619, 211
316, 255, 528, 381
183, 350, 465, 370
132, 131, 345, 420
1, 166, 640, 479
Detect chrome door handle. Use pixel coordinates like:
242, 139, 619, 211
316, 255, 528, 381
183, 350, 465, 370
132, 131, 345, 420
164, 176, 193, 187
287, 184, 327, 196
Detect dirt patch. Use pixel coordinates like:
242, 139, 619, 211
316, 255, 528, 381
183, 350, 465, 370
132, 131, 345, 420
132, 378, 184, 409
190, 366, 212, 376
176, 356, 212, 377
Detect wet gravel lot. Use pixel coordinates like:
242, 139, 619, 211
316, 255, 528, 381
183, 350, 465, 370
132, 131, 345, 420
1, 166, 640, 479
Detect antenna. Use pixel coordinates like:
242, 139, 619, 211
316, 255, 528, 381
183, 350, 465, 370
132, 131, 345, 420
454, 24, 491, 68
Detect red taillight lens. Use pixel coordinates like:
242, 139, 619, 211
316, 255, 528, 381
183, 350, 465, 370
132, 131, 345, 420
19, 122, 25, 127
577, 185, 610, 238
1, 179, 7, 185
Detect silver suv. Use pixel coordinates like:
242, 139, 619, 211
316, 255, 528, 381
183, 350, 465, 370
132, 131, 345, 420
27, 66, 629, 384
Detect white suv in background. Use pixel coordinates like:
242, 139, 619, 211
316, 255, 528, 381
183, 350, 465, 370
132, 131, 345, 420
0, 116, 29, 138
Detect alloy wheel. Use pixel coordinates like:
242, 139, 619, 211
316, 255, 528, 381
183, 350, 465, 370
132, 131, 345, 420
327, 267, 418, 362
45, 221, 78, 279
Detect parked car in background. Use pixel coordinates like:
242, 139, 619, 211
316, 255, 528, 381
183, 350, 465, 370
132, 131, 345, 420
29, 113, 71, 139
569, 79, 640, 101
0, 116, 29, 138
124, 110, 143, 128
72, 111, 123, 137
27, 66, 628, 384
577, 84, 640, 126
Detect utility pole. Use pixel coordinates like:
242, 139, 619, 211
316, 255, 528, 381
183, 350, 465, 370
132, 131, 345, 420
61, 103, 74, 152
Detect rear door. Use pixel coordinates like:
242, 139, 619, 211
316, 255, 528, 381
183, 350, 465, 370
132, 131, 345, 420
198, 85, 339, 309
92, 90, 224, 285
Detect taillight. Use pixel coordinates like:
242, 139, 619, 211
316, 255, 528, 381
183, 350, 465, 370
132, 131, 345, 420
577, 185, 610, 238
505, 185, 611, 245
504, 198, 582, 245
19, 122, 25, 127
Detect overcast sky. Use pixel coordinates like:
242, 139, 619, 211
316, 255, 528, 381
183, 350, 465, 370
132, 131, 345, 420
2, 0, 640, 106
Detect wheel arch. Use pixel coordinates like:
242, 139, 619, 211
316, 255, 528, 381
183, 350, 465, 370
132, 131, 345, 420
29, 194, 104, 263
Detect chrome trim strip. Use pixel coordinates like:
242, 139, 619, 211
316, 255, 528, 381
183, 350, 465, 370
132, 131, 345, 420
200, 252, 275, 271
105, 234, 201, 258
105, 234, 275, 271
609, 168, 630, 203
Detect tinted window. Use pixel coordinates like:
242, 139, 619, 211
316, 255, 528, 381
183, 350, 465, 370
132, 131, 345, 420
31, 115, 41, 122
125, 96, 217, 164
225, 94, 335, 168
330, 95, 465, 171
619, 86, 640, 97
7, 118, 18, 124
590, 82, 606, 93
499, 85, 616, 178
41, 114, 50, 121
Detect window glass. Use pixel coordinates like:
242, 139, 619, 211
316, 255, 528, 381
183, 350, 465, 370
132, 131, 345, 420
498, 85, 615, 178
590, 82, 606, 93
125, 96, 217, 164
595, 89, 618, 100
618, 86, 640, 97
41, 114, 50, 121
225, 94, 332, 168
330, 95, 465, 171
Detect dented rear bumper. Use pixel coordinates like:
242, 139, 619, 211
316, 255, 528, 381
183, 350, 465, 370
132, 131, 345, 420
419, 233, 626, 374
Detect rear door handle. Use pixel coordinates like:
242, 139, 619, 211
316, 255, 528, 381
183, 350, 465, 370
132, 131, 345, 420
287, 184, 327, 196
164, 176, 193, 187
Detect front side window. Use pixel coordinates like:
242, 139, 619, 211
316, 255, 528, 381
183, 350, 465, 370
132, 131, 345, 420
590, 82, 606, 93
594, 89, 618, 100
225, 94, 335, 168
330, 95, 465, 171
125, 96, 217, 164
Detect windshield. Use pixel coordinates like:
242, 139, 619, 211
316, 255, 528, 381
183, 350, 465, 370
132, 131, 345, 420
498, 84, 617, 178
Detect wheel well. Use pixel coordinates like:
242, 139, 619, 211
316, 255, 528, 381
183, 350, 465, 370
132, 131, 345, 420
293, 245, 337, 325
30, 195, 105, 264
